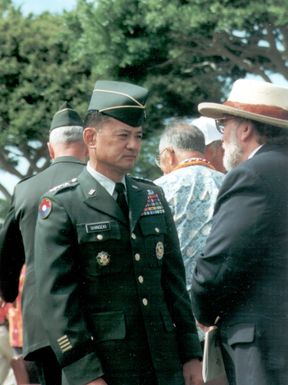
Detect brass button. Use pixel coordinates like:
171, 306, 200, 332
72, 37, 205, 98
142, 298, 148, 306
135, 253, 141, 261
138, 275, 144, 284
131, 233, 137, 240
155, 227, 160, 233
96, 234, 104, 240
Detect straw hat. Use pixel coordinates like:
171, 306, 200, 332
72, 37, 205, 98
198, 79, 288, 129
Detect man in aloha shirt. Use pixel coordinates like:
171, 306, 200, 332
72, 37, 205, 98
154, 120, 224, 303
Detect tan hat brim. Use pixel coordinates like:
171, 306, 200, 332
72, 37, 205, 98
198, 102, 288, 129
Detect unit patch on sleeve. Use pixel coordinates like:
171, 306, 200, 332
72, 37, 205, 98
39, 198, 52, 219
141, 189, 165, 216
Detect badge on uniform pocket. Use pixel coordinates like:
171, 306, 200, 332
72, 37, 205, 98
156, 241, 164, 260
96, 251, 111, 266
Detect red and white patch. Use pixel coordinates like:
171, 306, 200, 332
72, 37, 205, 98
39, 198, 52, 219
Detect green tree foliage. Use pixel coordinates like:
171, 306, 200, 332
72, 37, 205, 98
65, 0, 288, 189
70, 0, 288, 126
67, 0, 218, 132
0, 2, 93, 201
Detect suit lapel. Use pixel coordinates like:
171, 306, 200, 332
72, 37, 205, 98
126, 176, 148, 231
78, 169, 128, 225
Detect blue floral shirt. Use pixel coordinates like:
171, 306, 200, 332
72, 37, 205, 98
155, 165, 224, 293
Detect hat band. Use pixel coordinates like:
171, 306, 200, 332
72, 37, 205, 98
54, 108, 73, 116
224, 101, 288, 120
99, 105, 145, 113
93, 89, 145, 108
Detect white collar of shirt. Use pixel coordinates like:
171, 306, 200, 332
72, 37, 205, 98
248, 145, 263, 159
86, 162, 126, 198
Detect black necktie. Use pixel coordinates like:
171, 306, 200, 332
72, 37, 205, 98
115, 182, 129, 219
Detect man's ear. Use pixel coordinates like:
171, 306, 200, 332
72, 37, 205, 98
169, 148, 177, 167
83, 127, 97, 149
47, 142, 55, 160
240, 120, 253, 142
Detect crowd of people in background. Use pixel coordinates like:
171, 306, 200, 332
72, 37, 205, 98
0, 77, 287, 385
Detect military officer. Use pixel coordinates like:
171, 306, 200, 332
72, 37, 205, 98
34, 80, 203, 385
0, 102, 87, 385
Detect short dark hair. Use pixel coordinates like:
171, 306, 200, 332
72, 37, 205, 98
83, 110, 112, 130
159, 119, 205, 153
252, 121, 288, 145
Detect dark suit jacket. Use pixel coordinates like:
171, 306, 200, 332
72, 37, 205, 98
191, 144, 288, 372
0, 156, 85, 359
34, 169, 202, 385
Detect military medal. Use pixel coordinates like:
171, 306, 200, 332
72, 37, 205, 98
155, 241, 164, 260
142, 189, 165, 216
96, 251, 110, 266
39, 198, 52, 219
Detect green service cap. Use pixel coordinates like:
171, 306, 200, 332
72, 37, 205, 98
50, 102, 83, 132
88, 80, 148, 127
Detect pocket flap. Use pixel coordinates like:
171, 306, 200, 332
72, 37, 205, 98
139, 215, 167, 236
227, 324, 255, 346
91, 311, 126, 342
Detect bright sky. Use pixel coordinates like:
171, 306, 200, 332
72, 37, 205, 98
12, 0, 77, 14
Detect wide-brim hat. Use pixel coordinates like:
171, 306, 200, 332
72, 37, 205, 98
50, 102, 83, 132
88, 80, 148, 127
198, 79, 288, 129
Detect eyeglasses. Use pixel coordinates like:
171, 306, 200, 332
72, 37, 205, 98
215, 117, 243, 134
215, 118, 231, 134
154, 148, 170, 167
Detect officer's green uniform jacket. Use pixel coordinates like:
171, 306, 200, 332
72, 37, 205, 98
34, 169, 202, 385
0, 156, 85, 360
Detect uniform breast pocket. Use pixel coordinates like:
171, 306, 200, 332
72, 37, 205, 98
76, 221, 124, 276
139, 215, 167, 267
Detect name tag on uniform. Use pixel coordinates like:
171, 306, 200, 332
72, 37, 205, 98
85, 222, 111, 233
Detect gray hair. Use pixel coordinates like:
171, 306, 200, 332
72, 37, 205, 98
159, 119, 205, 153
49, 125, 84, 144
252, 121, 288, 145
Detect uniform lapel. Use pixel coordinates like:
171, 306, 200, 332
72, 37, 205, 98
78, 169, 128, 225
126, 176, 148, 231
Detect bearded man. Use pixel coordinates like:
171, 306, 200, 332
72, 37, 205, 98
191, 79, 288, 385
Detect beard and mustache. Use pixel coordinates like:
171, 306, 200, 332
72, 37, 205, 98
222, 127, 243, 172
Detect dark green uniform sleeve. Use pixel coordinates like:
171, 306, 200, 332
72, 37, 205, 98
34, 195, 103, 385
159, 189, 202, 362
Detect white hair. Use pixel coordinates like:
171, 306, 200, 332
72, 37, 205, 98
223, 127, 243, 171
49, 125, 83, 144
159, 120, 205, 153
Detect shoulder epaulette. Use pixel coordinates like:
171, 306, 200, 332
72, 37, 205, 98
17, 174, 34, 185
131, 175, 155, 185
49, 178, 79, 195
